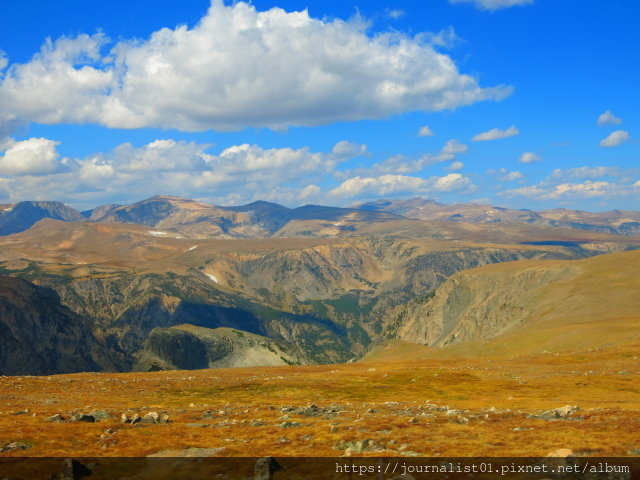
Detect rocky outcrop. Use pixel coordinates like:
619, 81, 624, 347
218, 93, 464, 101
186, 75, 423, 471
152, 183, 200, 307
134, 325, 306, 371
0, 276, 120, 375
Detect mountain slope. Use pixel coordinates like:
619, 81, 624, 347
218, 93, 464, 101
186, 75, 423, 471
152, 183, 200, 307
0, 276, 121, 375
0, 201, 84, 235
387, 249, 640, 356
134, 324, 307, 371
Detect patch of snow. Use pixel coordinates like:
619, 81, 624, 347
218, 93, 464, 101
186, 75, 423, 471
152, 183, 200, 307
333, 222, 343, 226
204, 273, 219, 283
147, 231, 168, 236
3, 207, 13, 213
187, 246, 198, 252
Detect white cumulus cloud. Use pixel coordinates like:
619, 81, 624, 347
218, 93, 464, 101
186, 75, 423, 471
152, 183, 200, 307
519, 152, 541, 163
387, 9, 405, 19
0, 137, 61, 175
472, 125, 519, 141
599, 130, 630, 147
430, 173, 472, 191
441, 139, 468, 155
549, 166, 619, 181
328, 172, 473, 199
446, 161, 464, 171
329, 175, 426, 198
0, 1, 511, 133
0, 136, 370, 207
597, 110, 622, 126
488, 167, 524, 181
507, 181, 610, 200
417, 125, 435, 137
449, 0, 534, 11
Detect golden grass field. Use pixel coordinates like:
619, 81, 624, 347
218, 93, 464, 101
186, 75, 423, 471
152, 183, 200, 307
1, 341, 639, 459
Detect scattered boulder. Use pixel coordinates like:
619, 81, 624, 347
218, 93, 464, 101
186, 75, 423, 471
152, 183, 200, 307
60, 459, 92, 480
542, 449, 575, 474
69, 413, 96, 423
450, 416, 470, 424
138, 412, 171, 424
279, 421, 301, 428
46, 414, 65, 423
254, 456, 283, 480
0, 442, 30, 453
120, 412, 153, 425
141, 412, 160, 424
548, 449, 573, 457
335, 439, 385, 454
87, 410, 112, 421
533, 405, 580, 420
279, 404, 339, 417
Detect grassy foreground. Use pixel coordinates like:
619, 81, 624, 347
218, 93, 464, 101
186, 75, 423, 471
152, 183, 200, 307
1, 342, 639, 458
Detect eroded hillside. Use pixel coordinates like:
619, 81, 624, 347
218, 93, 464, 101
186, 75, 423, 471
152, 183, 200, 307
385, 249, 640, 356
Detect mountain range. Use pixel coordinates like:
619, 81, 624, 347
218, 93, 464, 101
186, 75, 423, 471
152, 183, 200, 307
355, 197, 640, 236
0, 194, 639, 375
2, 194, 640, 239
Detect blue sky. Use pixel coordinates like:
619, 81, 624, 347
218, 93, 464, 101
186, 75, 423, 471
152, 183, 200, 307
0, 0, 638, 210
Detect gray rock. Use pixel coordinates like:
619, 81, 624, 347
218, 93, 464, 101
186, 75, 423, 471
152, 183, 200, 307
87, 410, 112, 421
141, 412, 160, 424
46, 414, 65, 423
121, 413, 141, 424
335, 439, 385, 453
69, 413, 96, 423
60, 459, 92, 480
279, 404, 339, 417
254, 457, 283, 480
279, 421, 301, 428
533, 405, 579, 420
0, 442, 30, 452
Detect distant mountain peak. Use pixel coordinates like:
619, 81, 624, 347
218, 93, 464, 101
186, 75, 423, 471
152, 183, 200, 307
231, 200, 289, 210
